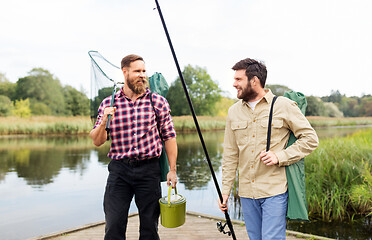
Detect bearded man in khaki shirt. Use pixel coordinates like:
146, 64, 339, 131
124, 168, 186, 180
218, 58, 318, 240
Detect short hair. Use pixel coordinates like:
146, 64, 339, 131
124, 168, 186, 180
121, 54, 144, 69
232, 58, 267, 88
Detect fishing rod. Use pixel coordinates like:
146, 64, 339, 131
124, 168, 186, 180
154, 1, 237, 239
88, 50, 123, 140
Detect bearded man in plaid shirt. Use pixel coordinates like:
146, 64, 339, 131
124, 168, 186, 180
90, 54, 178, 240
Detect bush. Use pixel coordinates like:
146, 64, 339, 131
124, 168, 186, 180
0, 95, 12, 116
11, 98, 31, 118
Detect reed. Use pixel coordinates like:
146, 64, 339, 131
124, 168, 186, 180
1, 116, 371, 135
172, 116, 226, 132
173, 116, 372, 131
307, 116, 372, 127
0, 116, 92, 135
305, 129, 372, 220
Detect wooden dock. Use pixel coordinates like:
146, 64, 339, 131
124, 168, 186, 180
30, 212, 333, 240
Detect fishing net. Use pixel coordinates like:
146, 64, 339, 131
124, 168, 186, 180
89, 51, 124, 123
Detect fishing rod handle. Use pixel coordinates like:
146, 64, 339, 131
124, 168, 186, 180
105, 114, 112, 132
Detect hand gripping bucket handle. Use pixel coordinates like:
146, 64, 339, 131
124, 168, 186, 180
159, 186, 186, 228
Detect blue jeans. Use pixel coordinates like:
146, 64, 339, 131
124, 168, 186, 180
104, 158, 161, 240
241, 191, 288, 240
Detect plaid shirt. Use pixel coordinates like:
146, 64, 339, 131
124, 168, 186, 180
94, 88, 176, 160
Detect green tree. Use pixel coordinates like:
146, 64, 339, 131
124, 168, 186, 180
30, 99, 52, 115
12, 98, 31, 118
360, 96, 372, 116
0, 72, 16, 100
64, 85, 90, 116
322, 90, 344, 103
324, 102, 344, 117
216, 97, 235, 117
339, 97, 360, 117
305, 96, 326, 116
91, 87, 113, 118
16, 68, 66, 115
167, 65, 222, 116
265, 84, 292, 96
0, 95, 12, 116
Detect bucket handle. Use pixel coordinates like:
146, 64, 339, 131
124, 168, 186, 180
167, 186, 178, 205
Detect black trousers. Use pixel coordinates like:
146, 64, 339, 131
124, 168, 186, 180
104, 158, 161, 240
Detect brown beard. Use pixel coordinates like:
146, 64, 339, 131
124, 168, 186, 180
239, 80, 258, 101
127, 76, 148, 95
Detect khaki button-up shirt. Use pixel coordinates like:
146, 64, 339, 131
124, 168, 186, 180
222, 89, 319, 199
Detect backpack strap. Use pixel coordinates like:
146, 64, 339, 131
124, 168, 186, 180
266, 96, 278, 151
149, 92, 164, 142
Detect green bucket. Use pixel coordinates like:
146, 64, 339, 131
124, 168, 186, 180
159, 186, 186, 228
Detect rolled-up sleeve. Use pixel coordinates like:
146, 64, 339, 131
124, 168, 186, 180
93, 100, 108, 129
157, 97, 176, 141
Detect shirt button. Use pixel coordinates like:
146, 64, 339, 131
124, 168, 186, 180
251, 165, 254, 168
252, 135, 255, 138
253, 119, 256, 122
252, 180, 255, 183
251, 150, 254, 153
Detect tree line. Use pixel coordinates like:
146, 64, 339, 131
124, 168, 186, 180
0, 68, 89, 117
1, 67, 371, 118
268, 85, 372, 117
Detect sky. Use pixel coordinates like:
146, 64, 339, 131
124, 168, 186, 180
1, 0, 371, 98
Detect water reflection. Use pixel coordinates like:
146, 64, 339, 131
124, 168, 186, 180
176, 131, 224, 190
0, 136, 92, 187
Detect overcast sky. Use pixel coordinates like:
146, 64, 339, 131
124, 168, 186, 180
1, 0, 371, 98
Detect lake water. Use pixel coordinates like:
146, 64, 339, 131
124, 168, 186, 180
0, 126, 370, 240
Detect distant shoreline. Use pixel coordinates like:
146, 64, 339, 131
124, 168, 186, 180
0, 116, 371, 135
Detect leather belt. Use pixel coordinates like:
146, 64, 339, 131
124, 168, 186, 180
119, 157, 159, 167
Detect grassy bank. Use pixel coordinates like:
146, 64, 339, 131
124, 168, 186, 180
173, 116, 372, 130
306, 129, 372, 221
307, 116, 372, 127
0, 116, 371, 135
0, 116, 92, 135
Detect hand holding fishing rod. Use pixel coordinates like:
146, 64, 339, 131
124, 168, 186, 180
104, 82, 117, 139
154, 1, 237, 239
103, 105, 116, 130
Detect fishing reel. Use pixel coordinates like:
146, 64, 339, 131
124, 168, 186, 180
217, 221, 231, 236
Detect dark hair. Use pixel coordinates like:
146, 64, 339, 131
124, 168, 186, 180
121, 54, 144, 69
232, 58, 267, 88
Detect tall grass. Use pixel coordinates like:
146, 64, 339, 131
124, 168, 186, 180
306, 129, 372, 221
307, 116, 372, 127
172, 116, 226, 132
0, 116, 371, 135
174, 116, 372, 131
0, 116, 92, 135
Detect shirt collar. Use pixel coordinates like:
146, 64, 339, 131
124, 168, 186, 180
117, 87, 151, 99
262, 89, 275, 104
241, 89, 275, 107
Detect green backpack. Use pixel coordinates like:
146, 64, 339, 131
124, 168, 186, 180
149, 72, 170, 182
284, 91, 309, 221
